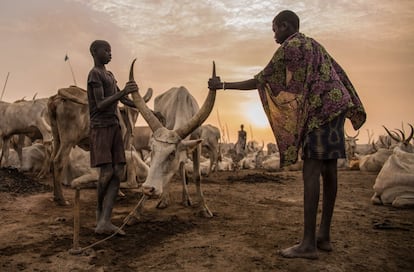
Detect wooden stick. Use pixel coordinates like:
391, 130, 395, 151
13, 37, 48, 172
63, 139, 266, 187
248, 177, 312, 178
69, 188, 82, 254
1, 72, 10, 101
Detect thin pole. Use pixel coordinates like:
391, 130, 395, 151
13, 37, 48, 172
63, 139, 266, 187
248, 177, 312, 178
1, 72, 10, 101
216, 109, 226, 143
225, 123, 230, 143
69, 188, 81, 255
65, 54, 77, 86
249, 124, 254, 141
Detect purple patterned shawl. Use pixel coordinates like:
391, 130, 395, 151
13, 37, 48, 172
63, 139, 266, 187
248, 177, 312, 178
255, 32, 366, 167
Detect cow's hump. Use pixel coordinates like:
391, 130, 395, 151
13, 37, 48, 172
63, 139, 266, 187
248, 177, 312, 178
58, 86, 87, 104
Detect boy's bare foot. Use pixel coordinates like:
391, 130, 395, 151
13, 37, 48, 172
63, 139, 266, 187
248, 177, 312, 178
279, 244, 318, 260
317, 239, 333, 252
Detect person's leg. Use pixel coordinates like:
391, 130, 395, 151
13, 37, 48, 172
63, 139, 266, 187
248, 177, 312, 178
96, 163, 126, 235
95, 164, 114, 231
317, 159, 338, 251
280, 158, 322, 259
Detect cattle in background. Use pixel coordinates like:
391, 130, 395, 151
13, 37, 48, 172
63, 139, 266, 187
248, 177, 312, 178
191, 124, 221, 176
238, 144, 265, 169
48, 85, 152, 205
0, 98, 52, 173
127, 60, 216, 221
131, 112, 165, 160
266, 142, 278, 155
68, 146, 149, 189
0, 143, 47, 173
359, 125, 411, 172
246, 140, 264, 153
358, 148, 393, 172
371, 124, 414, 208
219, 142, 235, 156
132, 126, 153, 160
345, 130, 359, 162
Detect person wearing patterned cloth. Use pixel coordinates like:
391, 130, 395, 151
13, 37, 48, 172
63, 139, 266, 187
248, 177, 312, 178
208, 10, 366, 259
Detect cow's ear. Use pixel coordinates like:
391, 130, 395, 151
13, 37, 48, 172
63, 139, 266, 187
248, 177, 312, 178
178, 139, 202, 152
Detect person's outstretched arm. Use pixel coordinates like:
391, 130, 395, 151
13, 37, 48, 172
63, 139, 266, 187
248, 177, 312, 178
208, 77, 258, 91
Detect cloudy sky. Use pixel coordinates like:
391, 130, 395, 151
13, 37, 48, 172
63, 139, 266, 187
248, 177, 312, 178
1, 0, 413, 143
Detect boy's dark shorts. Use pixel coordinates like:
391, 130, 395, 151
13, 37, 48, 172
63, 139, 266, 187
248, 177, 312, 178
90, 125, 126, 167
302, 113, 346, 160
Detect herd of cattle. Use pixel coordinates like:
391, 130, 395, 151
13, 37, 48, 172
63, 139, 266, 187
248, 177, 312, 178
0, 64, 413, 211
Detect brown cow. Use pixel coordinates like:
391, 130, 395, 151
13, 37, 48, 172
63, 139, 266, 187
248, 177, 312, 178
48, 85, 152, 205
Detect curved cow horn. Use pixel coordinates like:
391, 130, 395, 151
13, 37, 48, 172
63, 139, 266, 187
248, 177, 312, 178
260, 140, 265, 151
142, 87, 153, 103
383, 125, 401, 143
406, 123, 414, 143
396, 129, 406, 142
129, 59, 164, 132
175, 61, 217, 139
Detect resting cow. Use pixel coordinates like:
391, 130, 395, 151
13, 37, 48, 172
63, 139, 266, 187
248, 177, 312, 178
371, 124, 414, 208
68, 146, 149, 189
0, 143, 47, 173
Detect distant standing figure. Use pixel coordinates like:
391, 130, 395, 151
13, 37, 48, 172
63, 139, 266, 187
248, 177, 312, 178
208, 10, 366, 259
87, 40, 138, 235
236, 124, 247, 154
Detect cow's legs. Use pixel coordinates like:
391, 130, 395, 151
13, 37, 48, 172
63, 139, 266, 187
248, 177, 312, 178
38, 141, 52, 178
52, 145, 70, 205
156, 184, 171, 209
37, 116, 53, 177
180, 161, 192, 206
16, 135, 25, 168
0, 136, 11, 167
193, 146, 213, 217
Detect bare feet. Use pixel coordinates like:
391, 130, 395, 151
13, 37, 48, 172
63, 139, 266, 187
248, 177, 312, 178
95, 223, 126, 236
279, 244, 318, 260
317, 239, 333, 252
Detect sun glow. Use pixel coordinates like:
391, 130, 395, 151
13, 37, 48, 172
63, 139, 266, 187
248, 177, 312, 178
244, 101, 269, 129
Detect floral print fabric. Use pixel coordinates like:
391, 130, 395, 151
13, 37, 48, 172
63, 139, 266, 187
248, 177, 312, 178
255, 32, 366, 167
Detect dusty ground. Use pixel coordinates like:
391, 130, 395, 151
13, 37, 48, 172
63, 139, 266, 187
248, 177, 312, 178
0, 167, 413, 272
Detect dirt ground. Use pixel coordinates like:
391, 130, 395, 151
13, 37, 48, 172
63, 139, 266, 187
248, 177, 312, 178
0, 167, 413, 272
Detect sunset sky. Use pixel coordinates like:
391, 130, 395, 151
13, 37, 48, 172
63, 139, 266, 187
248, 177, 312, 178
1, 0, 413, 144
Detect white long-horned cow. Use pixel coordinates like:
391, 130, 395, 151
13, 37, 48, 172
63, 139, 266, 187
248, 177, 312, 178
129, 59, 217, 218
359, 125, 411, 172
48, 85, 152, 205
0, 98, 52, 173
371, 124, 414, 208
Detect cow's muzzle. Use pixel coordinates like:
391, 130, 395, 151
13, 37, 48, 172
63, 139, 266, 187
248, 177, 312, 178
141, 185, 160, 197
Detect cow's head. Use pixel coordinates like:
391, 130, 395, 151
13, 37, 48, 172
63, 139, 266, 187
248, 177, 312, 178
129, 59, 216, 197
383, 124, 414, 153
141, 127, 201, 196
345, 130, 359, 159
